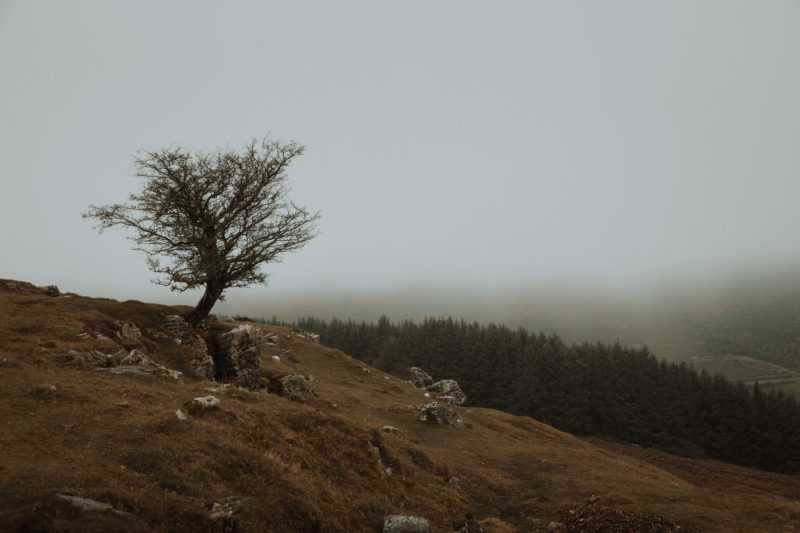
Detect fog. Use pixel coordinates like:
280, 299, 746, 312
2, 1, 800, 341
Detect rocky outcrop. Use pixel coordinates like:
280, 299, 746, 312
419, 402, 457, 425
209, 496, 243, 532
162, 315, 208, 354
407, 367, 433, 388
66, 349, 114, 367
279, 375, 308, 403
211, 324, 261, 388
191, 354, 216, 381
185, 395, 219, 416
41, 285, 60, 297
110, 349, 183, 380
114, 321, 142, 340
383, 515, 430, 533
426, 379, 467, 405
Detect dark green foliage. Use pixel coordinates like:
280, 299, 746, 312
273, 315, 800, 475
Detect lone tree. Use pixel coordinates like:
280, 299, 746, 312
85, 137, 319, 326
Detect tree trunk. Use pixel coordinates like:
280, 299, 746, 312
184, 280, 223, 326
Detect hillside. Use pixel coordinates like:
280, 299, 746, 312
674, 354, 800, 398
1, 280, 799, 532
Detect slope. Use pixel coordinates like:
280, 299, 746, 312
0, 280, 798, 532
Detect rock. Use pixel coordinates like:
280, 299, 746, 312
87, 350, 115, 367
114, 321, 142, 340
282, 348, 298, 363
175, 409, 187, 420
41, 285, 60, 297
279, 375, 308, 403
50, 494, 126, 515
113, 350, 182, 379
407, 367, 433, 388
547, 522, 565, 532
447, 477, 462, 490
383, 515, 430, 533
426, 380, 467, 405
121, 349, 156, 366
454, 514, 485, 533
455, 418, 473, 429
271, 355, 281, 364
185, 395, 220, 416
265, 333, 281, 346
205, 385, 228, 394
588, 494, 598, 503
162, 315, 208, 354
368, 439, 393, 479
211, 324, 262, 388
419, 402, 458, 425
100, 366, 183, 380
362, 367, 372, 374
65, 349, 81, 361
192, 354, 216, 381
209, 496, 243, 520
382, 425, 400, 434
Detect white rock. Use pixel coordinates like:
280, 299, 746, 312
175, 409, 187, 420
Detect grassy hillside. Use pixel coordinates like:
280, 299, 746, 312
1, 280, 799, 532
673, 354, 800, 398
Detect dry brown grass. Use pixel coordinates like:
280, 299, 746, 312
1, 279, 799, 532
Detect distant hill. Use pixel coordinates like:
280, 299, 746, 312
2, 279, 799, 532
675, 354, 800, 398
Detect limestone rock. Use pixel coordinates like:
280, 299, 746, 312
185, 395, 220, 416
114, 321, 142, 340
407, 367, 433, 388
87, 350, 115, 367
280, 375, 308, 403
383, 515, 430, 533
50, 494, 126, 515
192, 354, 216, 381
382, 425, 400, 434
265, 333, 281, 346
209, 496, 243, 520
212, 324, 261, 388
41, 285, 60, 297
162, 314, 208, 354
426, 379, 466, 405
121, 349, 156, 366
282, 348, 299, 363
419, 402, 457, 425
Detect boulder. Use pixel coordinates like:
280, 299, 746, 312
383, 515, 430, 533
121, 349, 155, 366
280, 375, 308, 403
212, 324, 261, 388
407, 367, 433, 388
185, 395, 220, 416
282, 349, 299, 363
426, 379, 467, 405
418, 402, 458, 425
87, 350, 115, 367
41, 285, 60, 297
209, 496, 243, 520
114, 321, 142, 340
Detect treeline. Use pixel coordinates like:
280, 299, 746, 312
269, 315, 800, 474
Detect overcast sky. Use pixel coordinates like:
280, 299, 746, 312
2, 1, 800, 313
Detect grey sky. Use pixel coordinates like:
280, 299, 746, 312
2, 1, 800, 313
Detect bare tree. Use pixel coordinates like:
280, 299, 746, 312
85, 138, 319, 325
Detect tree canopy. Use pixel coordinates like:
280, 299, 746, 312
85, 138, 319, 324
